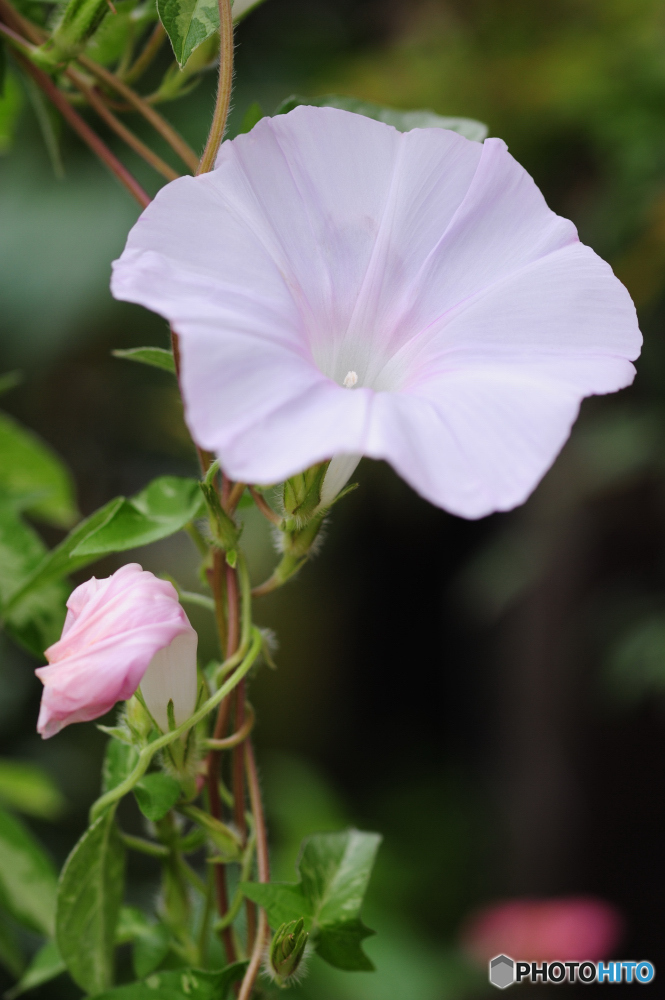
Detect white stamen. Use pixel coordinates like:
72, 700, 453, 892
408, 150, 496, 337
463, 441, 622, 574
343, 370, 358, 388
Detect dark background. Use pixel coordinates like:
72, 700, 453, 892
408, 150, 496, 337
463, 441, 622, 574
3, 0, 665, 995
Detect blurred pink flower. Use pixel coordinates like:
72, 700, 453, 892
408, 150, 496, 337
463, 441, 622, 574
111, 106, 641, 518
461, 897, 624, 963
36, 563, 197, 738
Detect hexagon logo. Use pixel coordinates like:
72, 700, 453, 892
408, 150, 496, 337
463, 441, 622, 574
489, 954, 515, 989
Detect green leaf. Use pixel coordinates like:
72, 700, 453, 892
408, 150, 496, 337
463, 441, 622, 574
102, 739, 140, 795
0, 761, 65, 820
133, 773, 181, 822
0, 500, 68, 656
0, 413, 78, 528
56, 809, 125, 995
115, 908, 171, 977
157, 0, 221, 69
0, 72, 23, 155
243, 829, 381, 971
0, 912, 25, 980
71, 476, 204, 556
5, 940, 66, 999
158, 0, 267, 68
0, 372, 21, 397
239, 101, 263, 133
133, 921, 171, 977
22, 75, 65, 180
315, 916, 376, 971
241, 882, 311, 929
2, 497, 124, 616
112, 347, 176, 375
131, 923, 170, 978
94, 963, 248, 999
0, 806, 57, 937
275, 94, 488, 141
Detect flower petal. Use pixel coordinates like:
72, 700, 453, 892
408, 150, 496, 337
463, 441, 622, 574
36, 564, 194, 738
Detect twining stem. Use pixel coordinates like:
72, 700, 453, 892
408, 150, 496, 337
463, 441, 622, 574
123, 21, 166, 83
196, 0, 233, 174
66, 68, 180, 182
204, 703, 254, 749
89, 627, 262, 821
8, 45, 151, 207
238, 740, 270, 1000
77, 54, 200, 173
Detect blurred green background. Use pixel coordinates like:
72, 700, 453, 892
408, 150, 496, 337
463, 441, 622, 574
3, 0, 665, 996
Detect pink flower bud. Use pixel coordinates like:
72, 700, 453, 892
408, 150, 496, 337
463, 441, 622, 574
461, 896, 623, 963
36, 563, 198, 739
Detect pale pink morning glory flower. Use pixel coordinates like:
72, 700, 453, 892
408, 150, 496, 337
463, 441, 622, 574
461, 897, 623, 963
36, 563, 197, 738
111, 107, 641, 518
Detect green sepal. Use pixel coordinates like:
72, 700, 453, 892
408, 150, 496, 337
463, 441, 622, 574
242, 828, 381, 971
282, 462, 328, 522
269, 917, 309, 984
275, 94, 488, 141
56, 809, 126, 995
33, 0, 114, 67
0, 805, 58, 937
5, 939, 65, 999
93, 962, 248, 999
113, 347, 176, 375
0, 760, 65, 820
199, 466, 238, 552
133, 773, 182, 822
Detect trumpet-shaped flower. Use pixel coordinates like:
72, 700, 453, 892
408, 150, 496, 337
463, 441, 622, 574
36, 563, 197, 738
111, 107, 641, 518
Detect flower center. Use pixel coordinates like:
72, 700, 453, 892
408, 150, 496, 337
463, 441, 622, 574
343, 371, 358, 388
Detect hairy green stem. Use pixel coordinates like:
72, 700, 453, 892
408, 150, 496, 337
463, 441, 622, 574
196, 0, 233, 174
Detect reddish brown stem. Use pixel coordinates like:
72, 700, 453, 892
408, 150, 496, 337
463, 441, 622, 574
232, 682, 247, 842
238, 741, 270, 1000
11, 50, 150, 207
205, 697, 236, 965
66, 69, 180, 182
249, 486, 281, 527
77, 53, 200, 173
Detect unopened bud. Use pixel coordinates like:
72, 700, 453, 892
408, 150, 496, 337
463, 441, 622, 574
124, 694, 154, 740
269, 918, 309, 986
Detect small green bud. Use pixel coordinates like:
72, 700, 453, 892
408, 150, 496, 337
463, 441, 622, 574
283, 462, 329, 523
124, 694, 154, 741
33, 0, 113, 67
269, 918, 309, 986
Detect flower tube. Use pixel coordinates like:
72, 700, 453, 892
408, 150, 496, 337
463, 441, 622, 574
36, 563, 198, 738
111, 106, 641, 519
